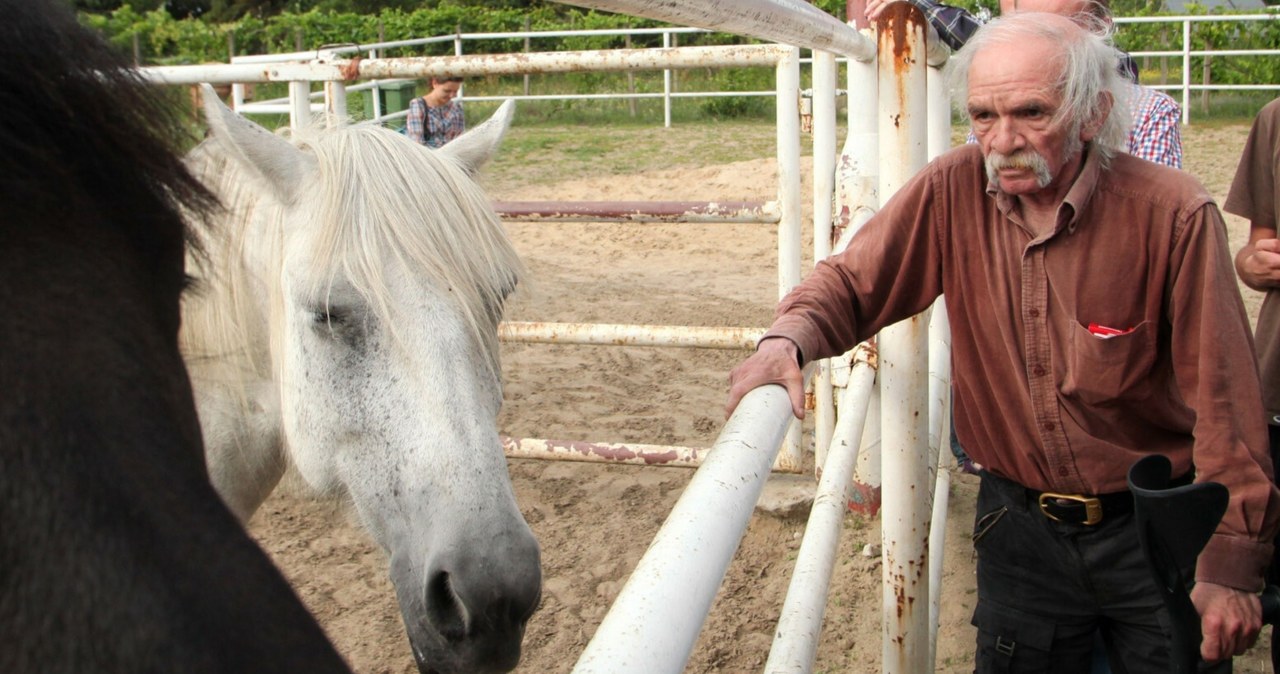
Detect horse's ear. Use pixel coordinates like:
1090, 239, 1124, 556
438, 99, 515, 175
200, 84, 316, 204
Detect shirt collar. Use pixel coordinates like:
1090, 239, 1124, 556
984, 144, 1104, 237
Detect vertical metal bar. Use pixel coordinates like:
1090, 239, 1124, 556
776, 46, 805, 473
765, 345, 877, 673
288, 81, 310, 130
875, 5, 931, 673
924, 66, 954, 665
663, 31, 673, 128
812, 49, 839, 475
324, 81, 348, 127
1182, 19, 1191, 125
625, 33, 637, 118
524, 16, 532, 96
836, 30, 882, 516
927, 63, 951, 161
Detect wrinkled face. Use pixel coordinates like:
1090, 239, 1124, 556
967, 39, 1088, 199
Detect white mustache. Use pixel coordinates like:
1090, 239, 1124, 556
986, 150, 1053, 189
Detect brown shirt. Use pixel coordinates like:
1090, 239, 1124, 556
766, 143, 1280, 590
1224, 97, 1280, 424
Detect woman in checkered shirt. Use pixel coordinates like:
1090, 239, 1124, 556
405, 76, 465, 149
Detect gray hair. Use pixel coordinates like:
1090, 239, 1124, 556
946, 13, 1131, 167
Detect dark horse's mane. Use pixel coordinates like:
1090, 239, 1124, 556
0, 0, 214, 252
0, 2, 349, 672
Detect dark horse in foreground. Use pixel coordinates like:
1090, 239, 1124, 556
0, 1, 351, 671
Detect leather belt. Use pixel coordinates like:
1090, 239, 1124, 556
1035, 472, 1192, 526
1037, 491, 1130, 525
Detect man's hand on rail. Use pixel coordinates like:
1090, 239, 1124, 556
725, 337, 806, 420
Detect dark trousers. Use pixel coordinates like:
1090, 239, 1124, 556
1268, 423, 1280, 670
971, 472, 1174, 673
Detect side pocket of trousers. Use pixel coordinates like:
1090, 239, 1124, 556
972, 599, 1057, 673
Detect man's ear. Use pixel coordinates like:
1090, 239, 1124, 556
1081, 91, 1113, 142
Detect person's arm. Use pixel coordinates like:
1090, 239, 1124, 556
405, 97, 427, 145
1169, 203, 1280, 661
865, 0, 984, 51
1225, 102, 1280, 291
1235, 225, 1280, 292
725, 157, 950, 419
1128, 88, 1184, 169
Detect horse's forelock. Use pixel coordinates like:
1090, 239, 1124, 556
284, 125, 521, 376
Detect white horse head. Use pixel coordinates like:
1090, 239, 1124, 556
182, 88, 539, 674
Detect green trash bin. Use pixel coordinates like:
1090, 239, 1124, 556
362, 81, 419, 121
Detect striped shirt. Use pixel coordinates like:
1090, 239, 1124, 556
405, 96, 465, 149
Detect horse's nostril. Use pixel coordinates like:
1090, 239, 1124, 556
425, 571, 467, 642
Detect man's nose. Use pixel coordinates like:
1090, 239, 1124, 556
988, 118, 1024, 154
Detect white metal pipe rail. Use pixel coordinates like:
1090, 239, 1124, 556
499, 322, 764, 350
217, 14, 1276, 128
764, 343, 877, 673
141, 44, 796, 85
874, 6, 933, 673
811, 50, 839, 475
558, 0, 876, 62
493, 200, 781, 224
571, 373, 810, 674
502, 436, 711, 470
1112, 13, 1280, 124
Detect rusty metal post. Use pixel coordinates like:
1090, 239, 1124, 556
875, 5, 932, 674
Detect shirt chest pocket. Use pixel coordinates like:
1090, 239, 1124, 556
1060, 319, 1156, 406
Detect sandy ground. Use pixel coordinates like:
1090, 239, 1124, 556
247, 121, 1274, 673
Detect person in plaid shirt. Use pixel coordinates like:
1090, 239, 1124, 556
405, 76, 465, 149
865, 0, 1183, 168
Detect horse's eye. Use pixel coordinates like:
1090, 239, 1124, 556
312, 308, 345, 326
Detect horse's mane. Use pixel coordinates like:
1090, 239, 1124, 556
0, 0, 214, 247
183, 121, 524, 388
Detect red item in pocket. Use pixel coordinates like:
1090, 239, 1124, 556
1087, 322, 1134, 339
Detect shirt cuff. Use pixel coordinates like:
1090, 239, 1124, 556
1195, 533, 1274, 592
762, 316, 822, 366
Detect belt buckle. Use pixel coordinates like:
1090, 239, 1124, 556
1038, 492, 1104, 525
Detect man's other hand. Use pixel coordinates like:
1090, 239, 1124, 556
1192, 581, 1262, 662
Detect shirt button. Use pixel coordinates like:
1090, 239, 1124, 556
1058, 466, 1069, 477
1029, 308, 1040, 318
1033, 365, 1046, 376
1044, 421, 1055, 431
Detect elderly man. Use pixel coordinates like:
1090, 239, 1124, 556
726, 14, 1278, 671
